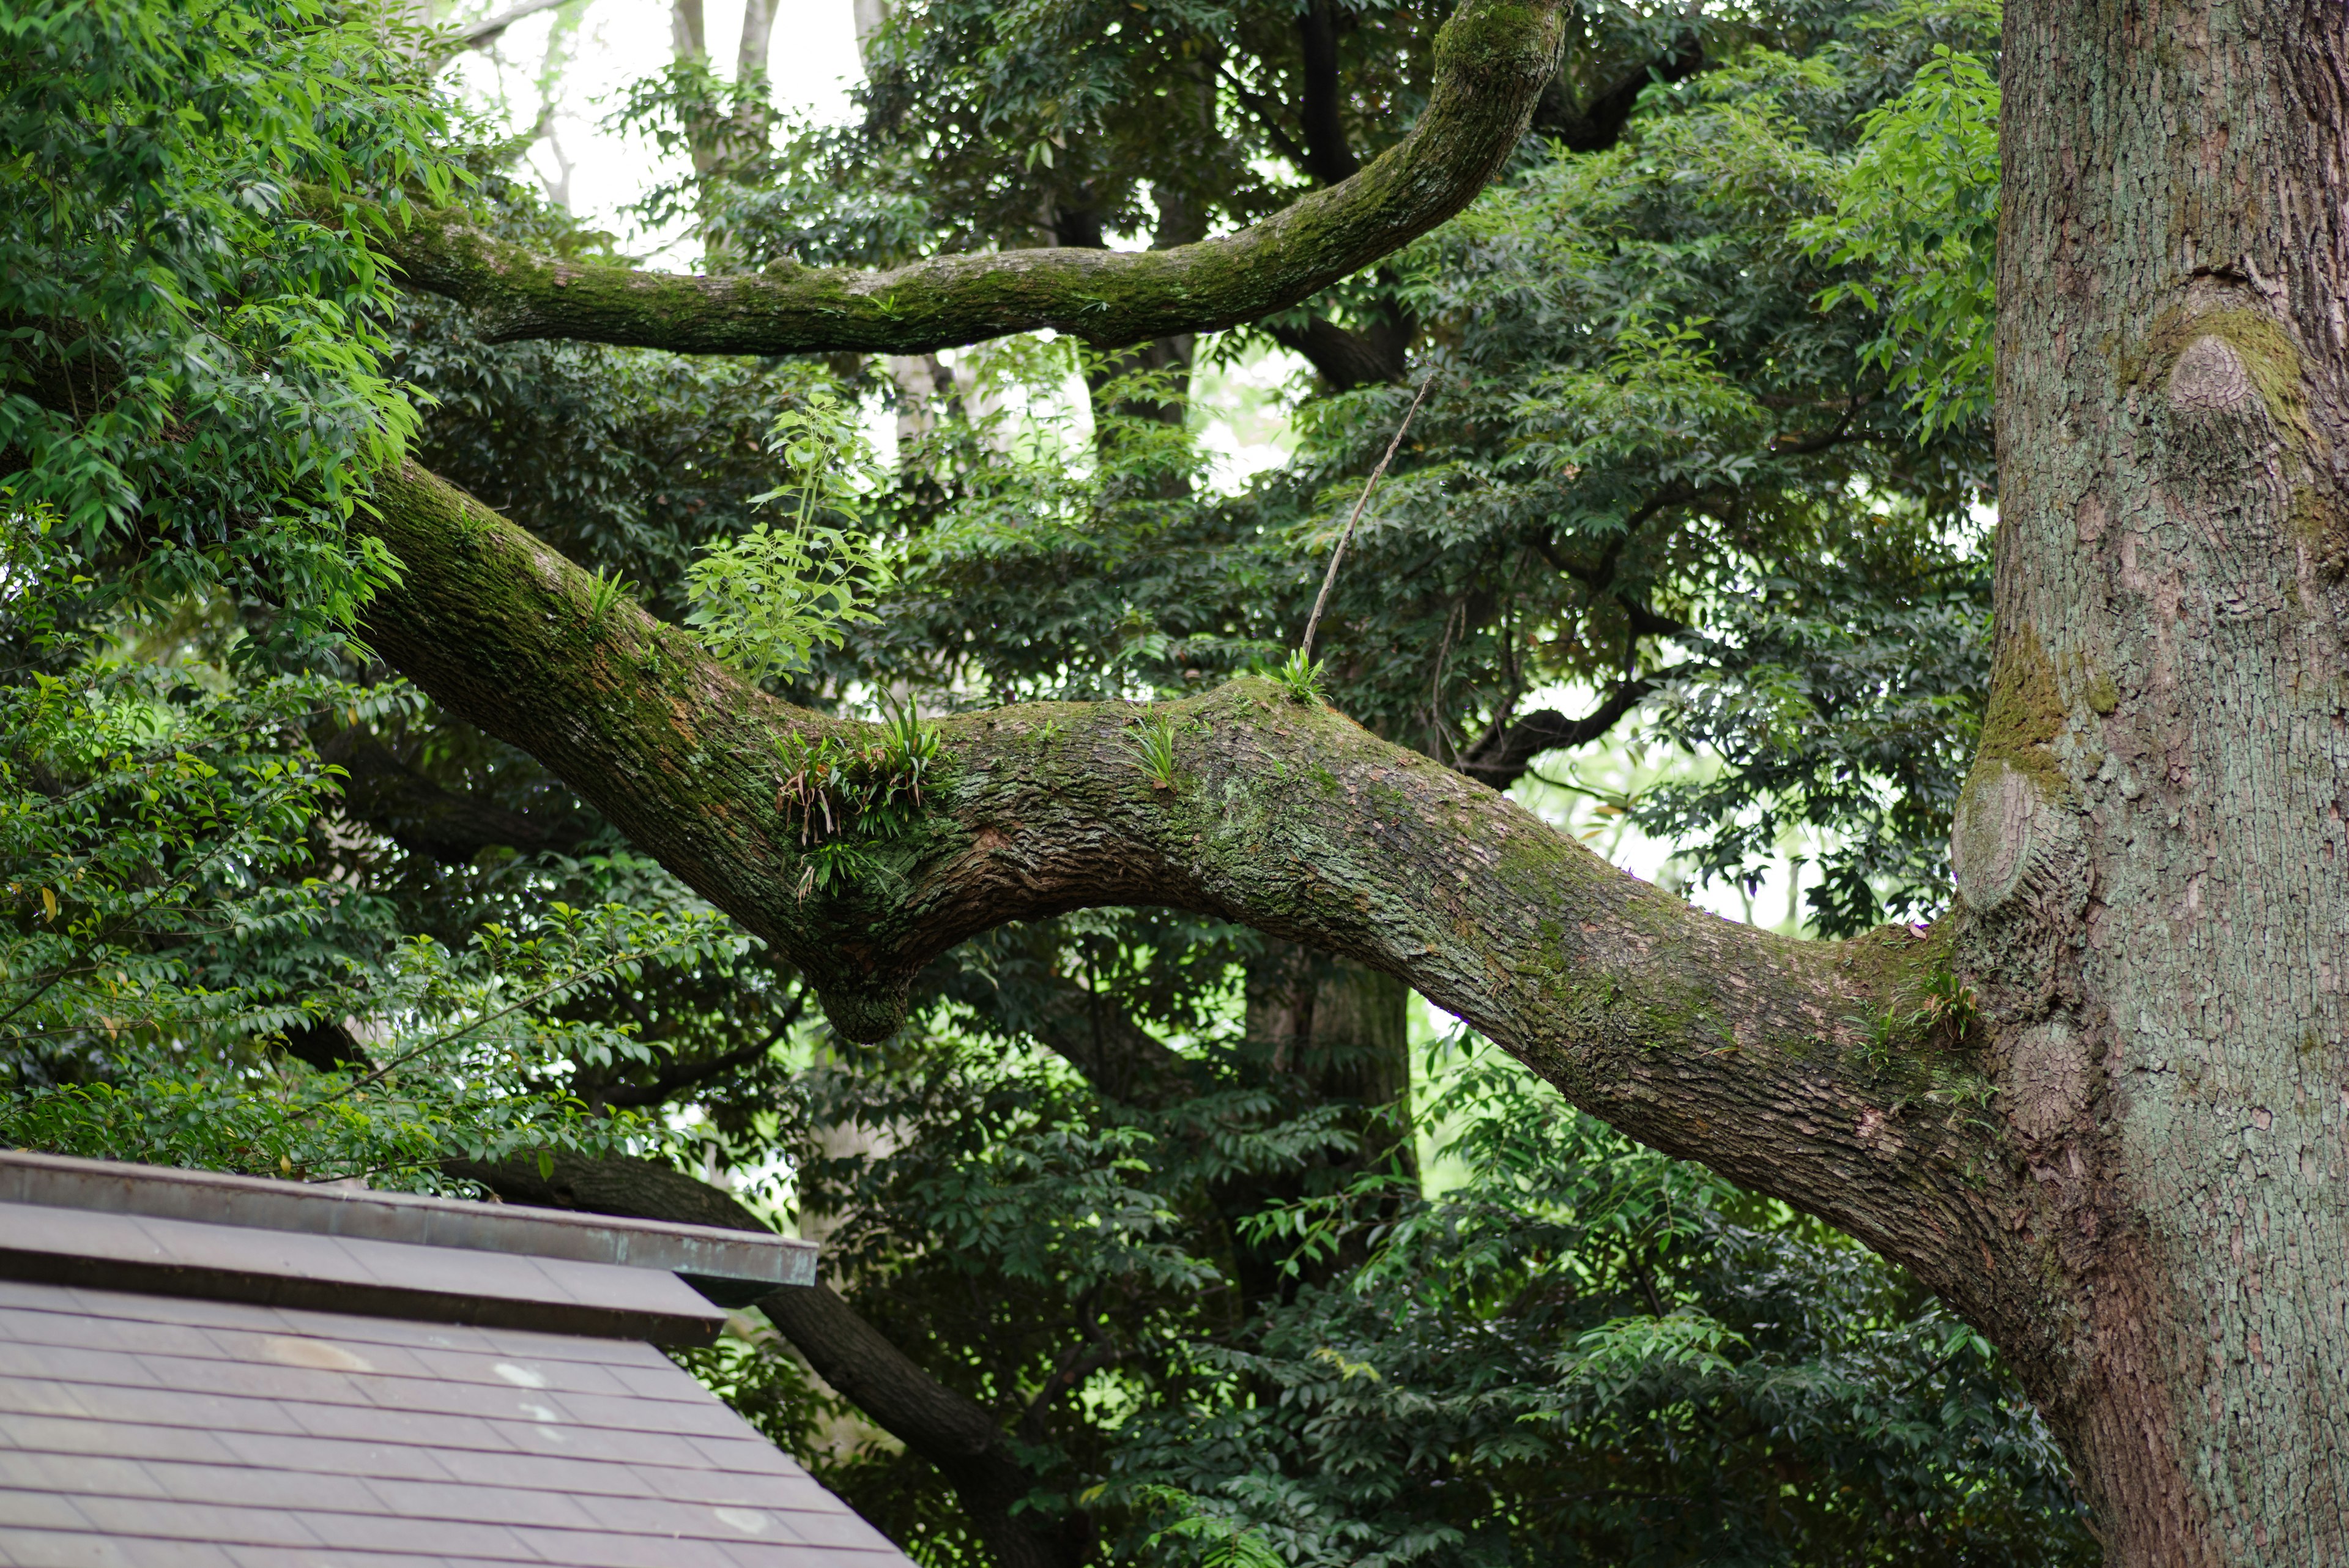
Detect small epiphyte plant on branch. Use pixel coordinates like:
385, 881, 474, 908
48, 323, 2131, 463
774, 702, 944, 899
584, 565, 639, 625
1868, 961, 1983, 1068
686, 385, 895, 680
1262, 647, 1328, 708
1126, 710, 1183, 791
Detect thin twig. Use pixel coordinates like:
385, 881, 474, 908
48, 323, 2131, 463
280, 943, 661, 1121
450, 0, 574, 48
1300, 374, 1436, 663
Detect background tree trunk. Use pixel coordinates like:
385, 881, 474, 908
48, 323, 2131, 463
1229, 943, 1417, 1298
1976, 0, 2349, 1556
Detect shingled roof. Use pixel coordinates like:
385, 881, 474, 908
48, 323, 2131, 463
0, 1150, 915, 1568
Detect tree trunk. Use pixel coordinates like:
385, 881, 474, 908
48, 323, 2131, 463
1245, 943, 1415, 1178
1975, 0, 2349, 1557
1230, 945, 1417, 1296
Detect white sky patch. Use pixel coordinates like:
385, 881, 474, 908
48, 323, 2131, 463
442, 0, 865, 264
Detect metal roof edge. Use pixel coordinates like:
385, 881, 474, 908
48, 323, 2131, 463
0, 1150, 817, 1297
0, 1202, 732, 1343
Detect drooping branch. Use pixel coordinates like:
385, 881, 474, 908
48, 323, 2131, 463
1260, 28, 1705, 392
450, 1152, 1088, 1568
362, 461, 2022, 1316
357, 0, 1564, 357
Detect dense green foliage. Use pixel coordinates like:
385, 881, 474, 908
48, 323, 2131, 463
689, 1020, 2088, 1565
1, 0, 2094, 1563
0, 0, 446, 647
0, 0, 754, 1185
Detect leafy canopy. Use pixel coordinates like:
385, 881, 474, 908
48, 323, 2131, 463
0, 0, 456, 655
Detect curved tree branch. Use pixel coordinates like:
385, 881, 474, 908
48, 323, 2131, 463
361, 461, 2024, 1334
445, 0, 572, 51
929, 959, 1202, 1109
357, 0, 1564, 357
1455, 679, 1658, 790
1532, 35, 1707, 154
593, 992, 803, 1109
1265, 308, 1416, 391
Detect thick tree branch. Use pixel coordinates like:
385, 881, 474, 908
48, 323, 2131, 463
358, 0, 1563, 356
445, 0, 571, 50
450, 1152, 1090, 1568
362, 461, 2022, 1324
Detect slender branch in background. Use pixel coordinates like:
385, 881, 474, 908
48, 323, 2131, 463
1422, 596, 1465, 761
284, 940, 669, 1120
1300, 374, 1436, 663
1213, 62, 1311, 169
594, 989, 805, 1109
448, 0, 575, 50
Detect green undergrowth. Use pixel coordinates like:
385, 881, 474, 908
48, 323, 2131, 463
774, 703, 946, 898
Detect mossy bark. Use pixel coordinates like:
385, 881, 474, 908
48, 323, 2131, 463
362, 0, 1563, 357
363, 456, 2026, 1422
1965, 0, 2349, 1558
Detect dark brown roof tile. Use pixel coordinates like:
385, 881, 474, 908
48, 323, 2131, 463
0, 1282, 916, 1567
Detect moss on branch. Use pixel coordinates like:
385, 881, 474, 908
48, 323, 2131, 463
360, 459, 2017, 1296
355, 0, 1563, 357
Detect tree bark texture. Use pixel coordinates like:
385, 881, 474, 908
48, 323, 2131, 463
360, 457, 2019, 1375
355, 0, 1562, 357
1978, 0, 2349, 1558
